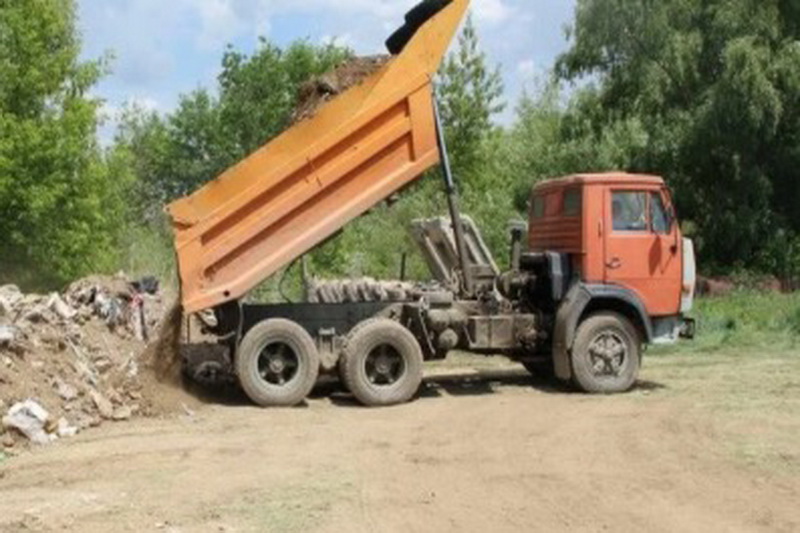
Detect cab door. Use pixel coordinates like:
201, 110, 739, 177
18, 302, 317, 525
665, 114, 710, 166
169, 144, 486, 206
604, 188, 682, 316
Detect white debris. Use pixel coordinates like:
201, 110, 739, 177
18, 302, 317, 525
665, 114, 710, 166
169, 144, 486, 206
90, 390, 114, 420
47, 293, 77, 321
56, 417, 79, 438
0, 285, 22, 307
2, 400, 56, 445
54, 379, 79, 402
112, 405, 132, 421
0, 325, 15, 345
93, 293, 124, 328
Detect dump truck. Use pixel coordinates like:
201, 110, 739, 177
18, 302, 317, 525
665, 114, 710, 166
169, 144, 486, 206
167, 0, 696, 407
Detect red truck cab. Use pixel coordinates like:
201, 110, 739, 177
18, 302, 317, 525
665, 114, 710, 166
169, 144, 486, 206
528, 172, 696, 390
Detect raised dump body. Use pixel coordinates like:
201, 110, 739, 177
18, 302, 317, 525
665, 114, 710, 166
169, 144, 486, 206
168, 0, 469, 314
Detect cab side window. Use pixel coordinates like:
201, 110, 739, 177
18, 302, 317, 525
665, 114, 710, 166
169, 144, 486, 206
532, 195, 546, 219
563, 189, 581, 217
612, 192, 648, 232
650, 192, 670, 234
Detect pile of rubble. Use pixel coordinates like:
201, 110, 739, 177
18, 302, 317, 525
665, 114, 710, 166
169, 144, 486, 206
0, 274, 176, 450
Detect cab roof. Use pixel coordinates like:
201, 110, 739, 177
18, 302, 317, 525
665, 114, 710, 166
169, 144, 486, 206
533, 172, 665, 192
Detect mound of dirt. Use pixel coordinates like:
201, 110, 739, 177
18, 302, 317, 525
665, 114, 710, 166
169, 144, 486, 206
291, 55, 391, 124
0, 275, 203, 449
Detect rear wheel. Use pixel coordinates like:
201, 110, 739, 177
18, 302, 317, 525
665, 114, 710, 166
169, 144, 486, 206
339, 319, 423, 407
236, 319, 320, 407
570, 312, 641, 394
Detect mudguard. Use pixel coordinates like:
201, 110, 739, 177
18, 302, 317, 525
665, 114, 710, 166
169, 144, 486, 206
552, 283, 653, 380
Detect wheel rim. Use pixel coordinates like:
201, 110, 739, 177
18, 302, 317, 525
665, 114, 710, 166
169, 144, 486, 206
587, 329, 628, 378
364, 343, 405, 386
257, 342, 300, 386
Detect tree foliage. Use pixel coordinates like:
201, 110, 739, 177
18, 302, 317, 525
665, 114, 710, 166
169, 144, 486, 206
437, 15, 505, 184
0, 0, 124, 288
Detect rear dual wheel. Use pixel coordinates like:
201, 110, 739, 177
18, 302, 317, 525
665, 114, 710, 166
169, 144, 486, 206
339, 319, 424, 407
236, 319, 320, 407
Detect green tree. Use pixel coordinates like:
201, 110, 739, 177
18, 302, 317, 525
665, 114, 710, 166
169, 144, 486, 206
555, 0, 800, 276
0, 0, 124, 288
437, 15, 505, 186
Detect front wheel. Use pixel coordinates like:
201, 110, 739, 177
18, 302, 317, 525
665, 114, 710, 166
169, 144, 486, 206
571, 312, 641, 394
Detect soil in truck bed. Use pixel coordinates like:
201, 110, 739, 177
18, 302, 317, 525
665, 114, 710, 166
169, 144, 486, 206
291, 55, 391, 124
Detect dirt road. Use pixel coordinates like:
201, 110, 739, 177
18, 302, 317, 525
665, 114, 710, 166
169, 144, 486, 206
1, 354, 799, 533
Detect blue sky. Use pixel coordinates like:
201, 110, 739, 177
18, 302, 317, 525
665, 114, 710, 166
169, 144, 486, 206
77, 0, 576, 137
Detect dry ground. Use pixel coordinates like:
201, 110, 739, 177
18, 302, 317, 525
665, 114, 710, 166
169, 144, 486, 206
1, 348, 799, 533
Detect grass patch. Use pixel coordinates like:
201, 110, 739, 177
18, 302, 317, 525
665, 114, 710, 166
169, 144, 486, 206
657, 291, 800, 354
647, 292, 800, 473
645, 347, 800, 473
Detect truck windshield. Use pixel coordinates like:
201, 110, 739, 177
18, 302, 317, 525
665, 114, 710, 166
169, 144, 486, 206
612, 192, 647, 232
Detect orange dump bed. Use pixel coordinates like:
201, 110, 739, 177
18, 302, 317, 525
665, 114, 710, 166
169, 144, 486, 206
167, 0, 469, 314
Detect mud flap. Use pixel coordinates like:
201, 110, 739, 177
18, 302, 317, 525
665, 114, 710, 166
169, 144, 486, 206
552, 285, 593, 381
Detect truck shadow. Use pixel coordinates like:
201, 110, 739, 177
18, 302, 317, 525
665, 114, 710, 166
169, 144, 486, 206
325, 370, 667, 408
420, 369, 565, 398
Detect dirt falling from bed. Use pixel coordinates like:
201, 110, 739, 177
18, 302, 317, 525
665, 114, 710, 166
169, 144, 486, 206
144, 301, 185, 384
131, 301, 206, 416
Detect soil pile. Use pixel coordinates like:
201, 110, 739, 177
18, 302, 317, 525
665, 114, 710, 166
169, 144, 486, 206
291, 55, 391, 124
0, 275, 197, 449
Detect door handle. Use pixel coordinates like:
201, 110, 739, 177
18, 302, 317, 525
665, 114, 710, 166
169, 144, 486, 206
607, 257, 622, 270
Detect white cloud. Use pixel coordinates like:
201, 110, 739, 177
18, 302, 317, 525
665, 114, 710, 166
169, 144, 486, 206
193, 0, 244, 50
320, 33, 355, 49
517, 59, 537, 78
472, 0, 513, 25
185, 0, 414, 47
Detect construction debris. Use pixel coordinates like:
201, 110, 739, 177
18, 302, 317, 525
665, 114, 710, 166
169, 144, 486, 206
0, 273, 194, 448
0, 326, 15, 346
2, 400, 55, 445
